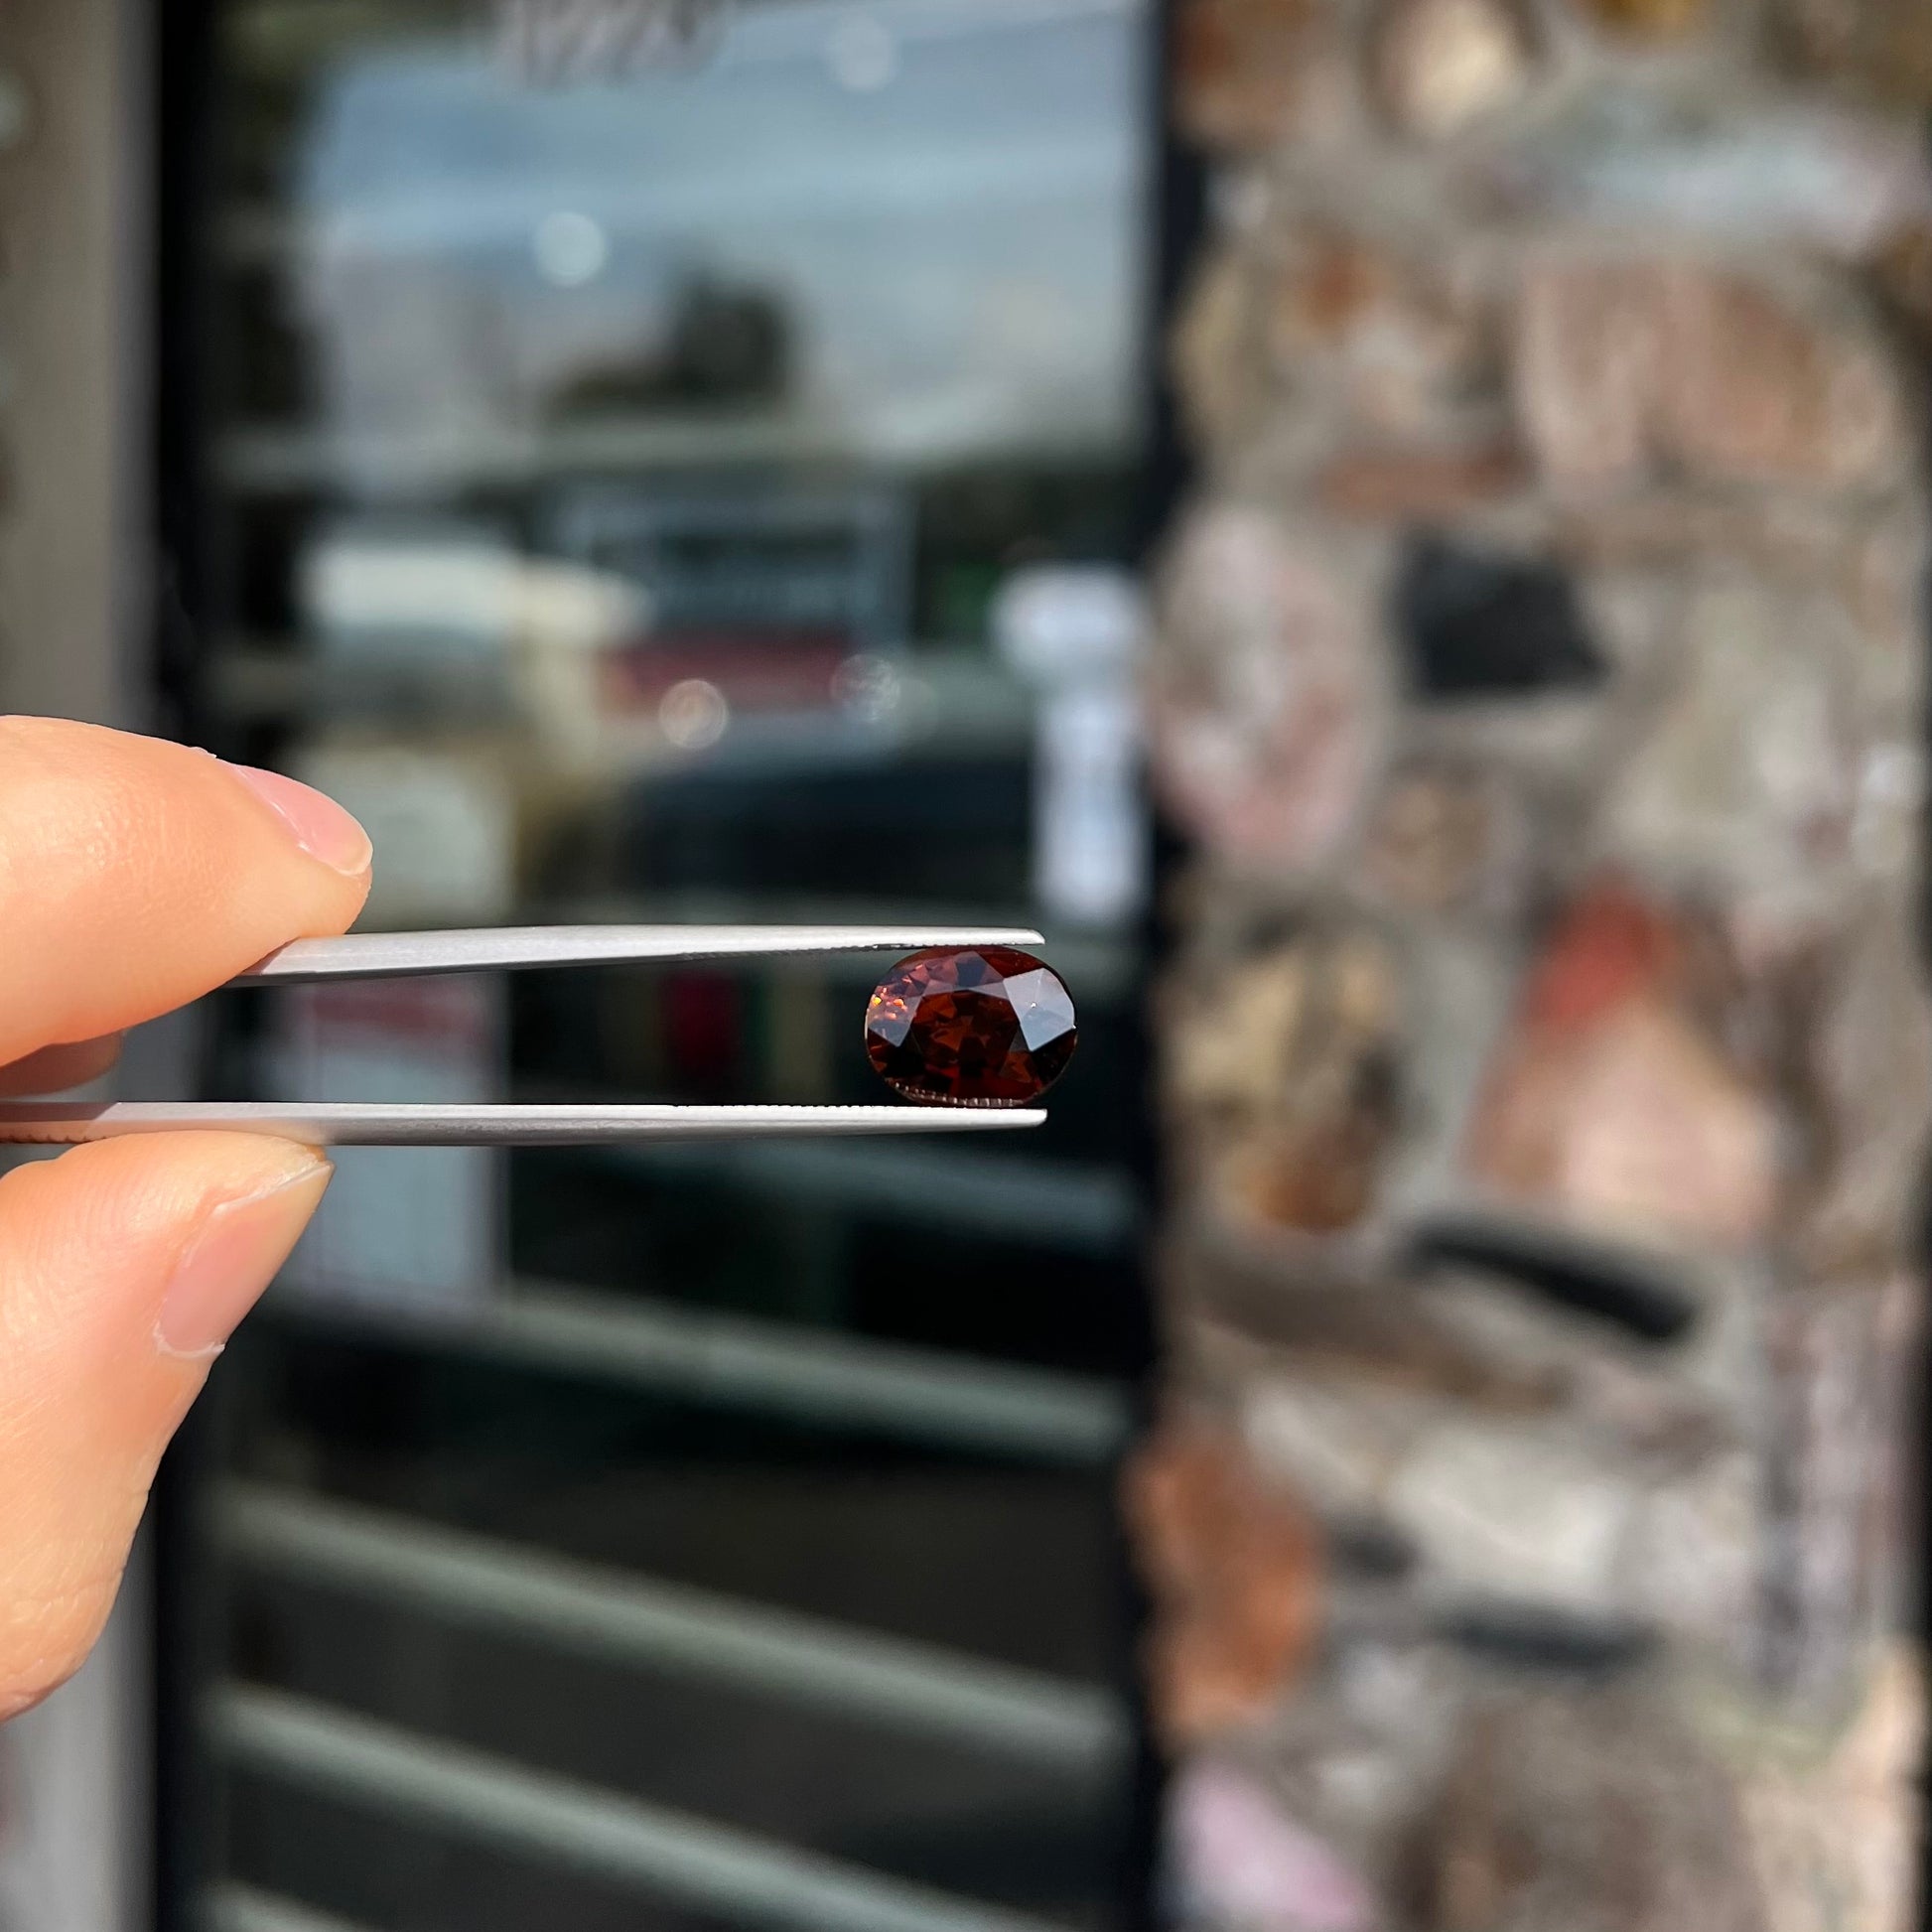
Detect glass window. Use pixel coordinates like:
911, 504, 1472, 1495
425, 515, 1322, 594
168, 2, 1157, 1926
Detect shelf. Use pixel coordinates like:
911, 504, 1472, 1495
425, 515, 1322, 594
203, 1887, 374, 1932
200, 642, 1037, 762
595, 1137, 1140, 1255
208, 1685, 1073, 1932
218, 1483, 1129, 1770
214, 414, 1121, 497
260, 1278, 1132, 1465
217, 415, 859, 493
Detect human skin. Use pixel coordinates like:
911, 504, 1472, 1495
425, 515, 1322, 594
0, 716, 372, 1721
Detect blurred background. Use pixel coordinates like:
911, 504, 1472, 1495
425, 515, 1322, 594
0, 0, 1929, 1929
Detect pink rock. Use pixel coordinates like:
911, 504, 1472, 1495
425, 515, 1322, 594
1151, 509, 1387, 876
1511, 258, 1909, 489
1171, 1761, 1378, 1932
1511, 258, 1663, 484
1465, 882, 1778, 1251
1658, 266, 1907, 487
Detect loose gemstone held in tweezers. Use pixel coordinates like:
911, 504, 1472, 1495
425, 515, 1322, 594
864, 947, 1077, 1106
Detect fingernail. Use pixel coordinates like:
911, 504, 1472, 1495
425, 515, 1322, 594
156, 1160, 333, 1360
222, 763, 372, 878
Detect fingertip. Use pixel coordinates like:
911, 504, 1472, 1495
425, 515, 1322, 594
155, 1155, 332, 1359
218, 762, 373, 881
0, 1130, 331, 1717
0, 1132, 331, 1353
0, 720, 374, 1062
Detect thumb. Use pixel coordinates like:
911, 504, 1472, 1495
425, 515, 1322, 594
0, 1132, 330, 1720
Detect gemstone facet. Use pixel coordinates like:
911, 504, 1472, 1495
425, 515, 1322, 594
865, 947, 1077, 1106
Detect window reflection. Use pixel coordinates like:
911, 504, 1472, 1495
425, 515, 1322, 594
188, 2, 1156, 1924
284, 0, 1144, 476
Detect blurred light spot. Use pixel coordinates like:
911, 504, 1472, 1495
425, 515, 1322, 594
1862, 743, 1922, 809
659, 677, 730, 751
1852, 742, 1923, 868
826, 12, 897, 90
0, 72, 31, 153
831, 652, 901, 724
533, 210, 610, 287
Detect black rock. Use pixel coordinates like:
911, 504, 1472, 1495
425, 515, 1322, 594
1394, 531, 1606, 699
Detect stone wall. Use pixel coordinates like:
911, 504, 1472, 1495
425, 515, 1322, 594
1137, 0, 1932, 1924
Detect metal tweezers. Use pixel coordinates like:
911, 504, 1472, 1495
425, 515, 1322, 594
0, 925, 1052, 1147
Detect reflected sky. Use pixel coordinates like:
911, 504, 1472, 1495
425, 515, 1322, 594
288, 0, 1148, 464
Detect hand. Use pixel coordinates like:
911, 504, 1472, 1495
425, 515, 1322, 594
0, 716, 370, 1721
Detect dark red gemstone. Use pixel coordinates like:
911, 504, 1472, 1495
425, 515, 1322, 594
865, 947, 1077, 1106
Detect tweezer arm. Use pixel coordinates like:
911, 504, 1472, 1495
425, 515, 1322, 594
0, 1104, 1047, 1148
236, 926, 1046, 985
0, 928, 1062, 1142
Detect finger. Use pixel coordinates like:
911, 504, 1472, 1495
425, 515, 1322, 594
0, 1036, 124, 1098
0, 1132, 331, 1720
0, 717, 370, 1065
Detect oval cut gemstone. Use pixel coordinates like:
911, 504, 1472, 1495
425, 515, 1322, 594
865, 947, 1077, 1106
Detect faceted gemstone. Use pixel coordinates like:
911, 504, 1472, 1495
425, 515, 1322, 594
865, 947, 1077, 1106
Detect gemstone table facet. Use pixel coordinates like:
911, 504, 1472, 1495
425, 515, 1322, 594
865, 947, 1077, 1106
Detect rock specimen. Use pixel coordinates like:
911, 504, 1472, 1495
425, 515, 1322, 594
1369, 0, 1536, 139
1464, 881, 1778, 1253
1165, 927, 1403, 1237
1173, 0, 1350, 152
1151, 509, 1390, 878
1125, 1424, 1324, 1740
1511, 258, 1909, 491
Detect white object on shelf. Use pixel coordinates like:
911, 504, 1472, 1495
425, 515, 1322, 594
299, 520, 644, 762
993, 564, 1149, 929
